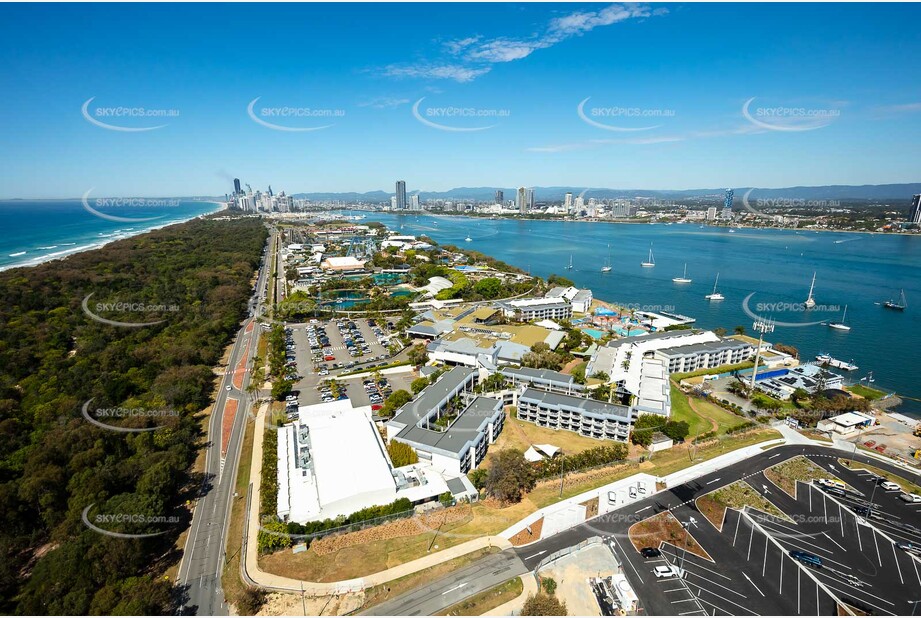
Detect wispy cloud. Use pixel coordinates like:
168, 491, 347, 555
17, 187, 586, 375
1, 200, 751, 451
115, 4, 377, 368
384, 4, 662, 82
527, 124, 763, 153
357, 96, 411, 109
382, 63, 491, 83
876, 102, 921, 115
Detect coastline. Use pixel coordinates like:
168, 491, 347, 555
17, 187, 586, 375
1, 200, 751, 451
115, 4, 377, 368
0, 200, 227, 273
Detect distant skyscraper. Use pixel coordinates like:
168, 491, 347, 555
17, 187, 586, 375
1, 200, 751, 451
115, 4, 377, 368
526, 188, 535, 210
395, 180, 407, 210
233, 178, 242, 195
495, 189, 504, 204
721, 188, 734, 220
268, 185, 273, 197
517, 187, 527, 214
564, 192, 573, 214
706, 206, 718, 221
910, 194, 921, 225
411, 194, 420, 210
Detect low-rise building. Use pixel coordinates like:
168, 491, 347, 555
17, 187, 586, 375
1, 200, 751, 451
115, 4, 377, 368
817, 411, 875, 437
545, 286, 593, 313
756, 363, 845, 400
320, 256, 366, 272
386, 367, 505, 474
497, 297, 573, 322
654, 337, 756, 373
517, 388, 635, 442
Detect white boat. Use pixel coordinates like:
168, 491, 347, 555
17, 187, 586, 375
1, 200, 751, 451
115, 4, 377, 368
804, 272, 817, 308
705, 273, 724, 300
641, 245, 655, 268
601, 245, 612, 272
828, 305, 851, 331
815, 353, 858, 371
565, 254, 574, 270
464, 236, 472, 242
883, 288, 907, 311
672, 263, 692, 284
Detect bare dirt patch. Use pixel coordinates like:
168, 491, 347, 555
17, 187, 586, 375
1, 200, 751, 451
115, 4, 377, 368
509, 517, 543, 546
629, 511, 711, 560
696, 481, 791, 531
765, 456, 835, 498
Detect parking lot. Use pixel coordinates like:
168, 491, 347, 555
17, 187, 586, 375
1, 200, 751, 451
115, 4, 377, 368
280, 317, 411, 415
613, 452, 921, 616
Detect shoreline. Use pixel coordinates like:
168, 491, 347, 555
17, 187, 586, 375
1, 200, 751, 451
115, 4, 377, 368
0, 200, 227, 273
330, 208, 921, 237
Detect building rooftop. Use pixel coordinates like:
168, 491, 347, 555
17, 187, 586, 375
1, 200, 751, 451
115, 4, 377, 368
519, 387, 633, 422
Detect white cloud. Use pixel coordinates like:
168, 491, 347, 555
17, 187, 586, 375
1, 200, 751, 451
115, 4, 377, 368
382, 63, 491, 83
358, 96, 411, 109
387, 4, 661, 82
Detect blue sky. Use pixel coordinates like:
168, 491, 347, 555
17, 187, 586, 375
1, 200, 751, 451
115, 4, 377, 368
1, 2, 921, 197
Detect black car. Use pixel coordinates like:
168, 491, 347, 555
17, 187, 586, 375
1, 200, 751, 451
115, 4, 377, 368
640, 547, 662, 558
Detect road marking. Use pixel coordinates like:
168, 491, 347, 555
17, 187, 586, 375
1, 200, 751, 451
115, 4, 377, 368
636, 505, 652, 513
822, 532, 847, 552
873, 527, 883, 566
733, 512, 742, 547
706, 478, 721, 485
913, 551, 921, 587
442, 583, 468, 595
769, 453, 781, 459
762, 535, 768, 577
893, 542, 905, 585
797, 566, 801, 614
524, 550, 546, 560
838, 502, 845, 537
747, 523, 755, 560
743, 572, 765, 597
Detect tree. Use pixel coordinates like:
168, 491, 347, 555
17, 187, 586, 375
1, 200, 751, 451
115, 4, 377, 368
541, 577, 557, 595
589, 370, 610, 382
570, 363, 586, 385
473, 277, 503, 299
522, 593, 567, 616
485, 449, 536, 503
411, 377, 430, 394
713, 327, 727, 337
408, 344, 429, 367
734, 325, 747, 336
468, 468, 488, 490
439, 492, 454, 507
662, 420, 690, 442
387, 440, 419, 467
546, 274, 574, 287
773, 342, 800, 359
380, 389, 413, 418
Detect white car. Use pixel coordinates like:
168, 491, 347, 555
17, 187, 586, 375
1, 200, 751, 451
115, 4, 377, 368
654, 565, 683, 579
900, 493, 921, 503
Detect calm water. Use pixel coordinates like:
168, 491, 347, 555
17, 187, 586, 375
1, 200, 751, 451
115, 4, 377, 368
336, 211, 921, 416
0, 199, 223, 271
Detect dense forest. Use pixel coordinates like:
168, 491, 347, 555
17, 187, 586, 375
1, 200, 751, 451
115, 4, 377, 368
0, 217, 267, 614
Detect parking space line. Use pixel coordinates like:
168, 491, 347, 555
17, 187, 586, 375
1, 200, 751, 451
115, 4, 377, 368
821, 531, 847, 552
762, 535, 768, 577
661, 549, 732, 580
820, 583, 896, 615
684, 571, 746, 598
856, 515, 864, 551
732, 512, 741, 547
823, 492, 828, 524
779, 549, 784, 594
664, 588, 688, 593
892, 541, 905, 585
694, 585, 759, 615
912, 551, 921, 587
838, 502, 845, 537
747, 523, 754, 560
797, 567, 800, 614
742, 571, 765, 597
873, 526, 883, 566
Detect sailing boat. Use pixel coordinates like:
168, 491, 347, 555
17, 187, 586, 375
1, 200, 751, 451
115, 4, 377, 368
705, 273, 724, 301
565, 254, 574, 270
883, 289, 907, 311
641, 245, 655, 268
804, 272, 817, 308
601, 245, 612, 272
464, 235, 473, 242
672, 263, 692, 284
828, 305, 851, 331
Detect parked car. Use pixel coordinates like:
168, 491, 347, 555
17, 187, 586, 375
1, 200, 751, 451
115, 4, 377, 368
790, 550, 822, 568
900, 493, 921, 503
641, 547, 662, 558
880, 481, 902, 491
654, 565, 683, 578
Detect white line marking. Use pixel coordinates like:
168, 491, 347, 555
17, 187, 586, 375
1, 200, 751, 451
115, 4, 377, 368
442, 583, 467, 595
893, 542, 905, 585
873, 527, 883, 566
636, 505, 652, 513
822, 532, 847, 552
706, 478, 721, 485
733, 512, 742, 547
743, 572, 765, 597
769, 453, 781, 459
524, 550, 546, 560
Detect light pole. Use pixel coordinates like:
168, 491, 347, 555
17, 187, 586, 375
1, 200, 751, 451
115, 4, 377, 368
559, 450, 565, 498
749, 320, 775, 391
678, 517, 697, 572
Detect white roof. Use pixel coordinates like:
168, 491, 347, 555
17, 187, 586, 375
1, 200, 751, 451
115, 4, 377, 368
534, 444, 560, 457
535, 319, 563, 331
422, 276, 454, 295
322, 256, 365, 268
826, 411, 874, 428
524, 446, 545, 462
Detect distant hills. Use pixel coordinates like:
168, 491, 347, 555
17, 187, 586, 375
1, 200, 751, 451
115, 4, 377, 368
291, 183, 921, 203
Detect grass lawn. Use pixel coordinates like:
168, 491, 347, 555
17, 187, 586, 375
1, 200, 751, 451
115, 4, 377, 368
489, 413, 606, 461
436, 577, 524, 616
764, 456, 834, 498
837, 458, 921, 495
696, 481, 790, 530
847, 384, 886, 400
669, 385, 749, 437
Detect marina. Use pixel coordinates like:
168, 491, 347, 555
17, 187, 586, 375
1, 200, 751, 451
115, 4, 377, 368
330, 210, 921, 416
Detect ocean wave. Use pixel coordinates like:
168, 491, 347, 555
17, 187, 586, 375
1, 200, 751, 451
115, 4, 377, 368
9, 251, 26, 257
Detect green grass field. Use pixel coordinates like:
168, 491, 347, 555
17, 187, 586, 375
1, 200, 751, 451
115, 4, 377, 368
669, 385, 749, 436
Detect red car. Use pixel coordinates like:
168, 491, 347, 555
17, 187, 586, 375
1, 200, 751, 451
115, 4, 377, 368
864, 440, 876, 448
324, 355, 335, 361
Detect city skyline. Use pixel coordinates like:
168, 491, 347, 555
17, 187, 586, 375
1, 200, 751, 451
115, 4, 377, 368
2, 3, 921, 198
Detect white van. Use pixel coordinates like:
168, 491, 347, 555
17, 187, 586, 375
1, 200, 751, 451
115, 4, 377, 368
881, 481, 902, 491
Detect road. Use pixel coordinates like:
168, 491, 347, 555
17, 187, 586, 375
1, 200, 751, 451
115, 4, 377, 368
176, 228, 274, 615
363, 551, 528, 616
375, 443, 921, 616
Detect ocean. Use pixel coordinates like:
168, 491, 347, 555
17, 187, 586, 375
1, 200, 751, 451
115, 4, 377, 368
334, 210, 921, 416
0, 199, 224, 271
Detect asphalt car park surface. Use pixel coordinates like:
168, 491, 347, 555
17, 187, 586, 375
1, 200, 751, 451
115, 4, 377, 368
509, 445, 921, 616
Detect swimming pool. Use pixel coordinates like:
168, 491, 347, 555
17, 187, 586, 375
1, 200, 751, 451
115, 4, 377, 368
583, 328, 605, 339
